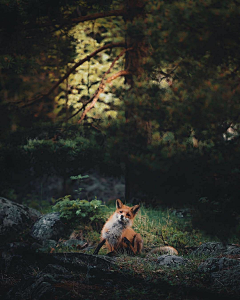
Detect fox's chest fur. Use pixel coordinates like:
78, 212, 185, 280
101, 213, 130, 246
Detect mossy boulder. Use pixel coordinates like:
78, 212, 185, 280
0, 197, 41, 245
31, 212, 67, 242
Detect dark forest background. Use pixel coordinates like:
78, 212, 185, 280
1, 0, 240, 239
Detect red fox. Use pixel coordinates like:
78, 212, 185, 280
93, 199, 143, 255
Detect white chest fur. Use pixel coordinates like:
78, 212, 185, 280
102, 213, 129, 246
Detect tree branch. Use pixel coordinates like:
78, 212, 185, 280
26, 9, 127, 30
78, 70, 130, 124
76, 48, 132, 124
21, 42, 125, 108
71, 9, 127, 24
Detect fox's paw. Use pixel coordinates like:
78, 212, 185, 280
107, 251, 117, 257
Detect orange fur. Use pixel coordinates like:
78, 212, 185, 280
148, 246, 178, 256
93, 199, 143, 255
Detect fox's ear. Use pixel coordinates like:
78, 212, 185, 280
131, 204, 140, 215
116, 199, 123, 209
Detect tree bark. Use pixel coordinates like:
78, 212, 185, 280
123, 0, 146, 202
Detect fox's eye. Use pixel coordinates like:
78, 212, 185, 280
126, 213, 130, 217
119, 211, 123, 213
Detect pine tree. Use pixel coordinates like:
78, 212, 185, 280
1, 0, 240, 216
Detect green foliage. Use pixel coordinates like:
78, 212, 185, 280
70, 174, 89, 181
0, 122, 106, 201
22, 129, 104, 178
1, 0, 240, 234
52, 195, 105, 228
54, 16, 124, 122
70, 174, 89, 197
133, 206, 217, 253
22, 196, 53, 214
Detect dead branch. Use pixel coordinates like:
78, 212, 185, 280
20, 42, 125, 108
77, 48, 132, 124
105, 70, 130, 84
77, 70, 130, 123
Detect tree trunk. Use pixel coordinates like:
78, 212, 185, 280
123, 0, 146, 202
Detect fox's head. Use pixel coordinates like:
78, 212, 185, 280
115, 199, 140, 226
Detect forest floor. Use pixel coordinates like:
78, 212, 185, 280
1, 204, 240, 300
45, 206, 240, 299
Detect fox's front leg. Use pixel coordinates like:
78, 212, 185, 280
93, 238, 106, 255
123, 237, 137, 255
123, 235, 143, 254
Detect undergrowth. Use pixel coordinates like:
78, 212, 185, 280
26, 198, 239, 297
49, 201, 240, 257
77, 204, 221, 256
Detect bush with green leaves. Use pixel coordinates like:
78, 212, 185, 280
52, 195, 105, 229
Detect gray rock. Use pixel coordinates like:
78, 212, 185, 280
52, 252, 114, 270
0, 197, 41, 244
198, 257, 240, 294
28, 207, 42, 222
41, 264, 69, 275
2, 254, 33, 275
5, 253, 115, 299
211, 264, 240, 294
224, 245, 240, 255
192, 242, 240, 257
7, 274, 56, 300
31, 212, 66, 241
157, 255, 189, 266
198, 257, 240, 273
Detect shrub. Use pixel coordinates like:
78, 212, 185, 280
52, 195, 105, 229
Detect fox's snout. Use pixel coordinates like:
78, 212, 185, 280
117, 212, 131, 225
118, 213, 127, 221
